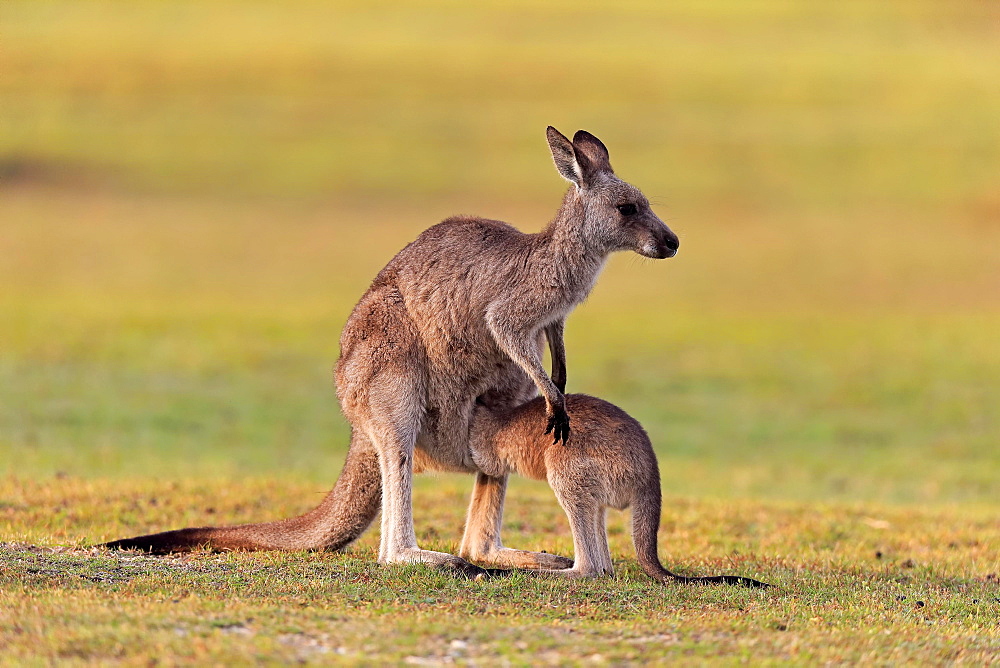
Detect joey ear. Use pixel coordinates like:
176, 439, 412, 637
546, 126, 583, 186
572, 130, 612, 174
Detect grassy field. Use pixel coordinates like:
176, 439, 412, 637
2, 0, 999, 663
3, 477, 999, 663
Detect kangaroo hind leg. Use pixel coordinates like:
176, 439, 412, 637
535, 483, 612, 578
458, 472, 574, 570
366, 379, 498, 579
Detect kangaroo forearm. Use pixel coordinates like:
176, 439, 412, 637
545, 320, 567, 394
487, 317, 570, 445
518, 354, 563, 409
487, 320, 562, 406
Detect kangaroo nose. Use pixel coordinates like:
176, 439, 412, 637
664, 231, 679, 251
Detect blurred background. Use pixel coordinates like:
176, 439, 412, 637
3, 0, 998, 506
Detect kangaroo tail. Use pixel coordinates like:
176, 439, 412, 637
103, 434, 381, 554
631, 478, 770, 590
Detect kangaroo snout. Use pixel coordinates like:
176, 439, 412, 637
640, 224, 680, 259
661, 229, 680, 257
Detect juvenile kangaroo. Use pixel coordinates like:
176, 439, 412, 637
462, 394, 769, 587
106, 128, 679, 577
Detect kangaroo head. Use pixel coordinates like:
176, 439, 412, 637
546, 126, 679, 259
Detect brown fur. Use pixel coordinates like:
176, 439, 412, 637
108, 393, 767, 587
106, 128, 680, 578
465, 394, 767, 587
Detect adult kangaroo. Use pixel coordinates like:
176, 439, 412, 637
106, 127, 680, 576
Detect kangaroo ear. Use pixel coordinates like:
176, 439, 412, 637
546, 126, 584, 186
572, 130, 612, 175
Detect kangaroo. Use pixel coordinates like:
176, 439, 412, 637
461, 394, 768, 587
105, 127, 680, 578
107, 393, 768, 588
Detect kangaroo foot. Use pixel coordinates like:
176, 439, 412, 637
529, 565, 610, 579
380, 547, 512, 580
463, 546, 574, 570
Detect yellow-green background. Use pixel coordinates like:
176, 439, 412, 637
2, 2, 999, 662
4, 0, 997, 502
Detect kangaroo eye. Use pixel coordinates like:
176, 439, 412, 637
617, 203, 637, 216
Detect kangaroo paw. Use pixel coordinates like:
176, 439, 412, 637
464, 547, 574, 570
544, 406, 571, 445
381, 548, 514, 580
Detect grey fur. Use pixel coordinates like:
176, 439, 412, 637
105, 127, 679, 576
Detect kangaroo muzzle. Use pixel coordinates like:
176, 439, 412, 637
640, 222, 679, 259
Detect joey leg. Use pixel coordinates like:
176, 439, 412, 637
459, 472, 574, 570
533, 489, 611, 578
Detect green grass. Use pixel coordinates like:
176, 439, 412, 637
2, 0, 1000, 663
2, 188, 998, 662
3, 478, 999, 663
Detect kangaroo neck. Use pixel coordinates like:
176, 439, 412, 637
537, 188, 609, 290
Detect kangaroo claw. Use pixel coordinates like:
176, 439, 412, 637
544, 407, 571, 445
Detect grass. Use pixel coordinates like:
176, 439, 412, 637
2, 188, 997, 663
2, 0, 1000, 663
3, 478, 1000, 663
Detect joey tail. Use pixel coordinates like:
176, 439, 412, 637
631, 480, 770, 589
103, 436, 381, 554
